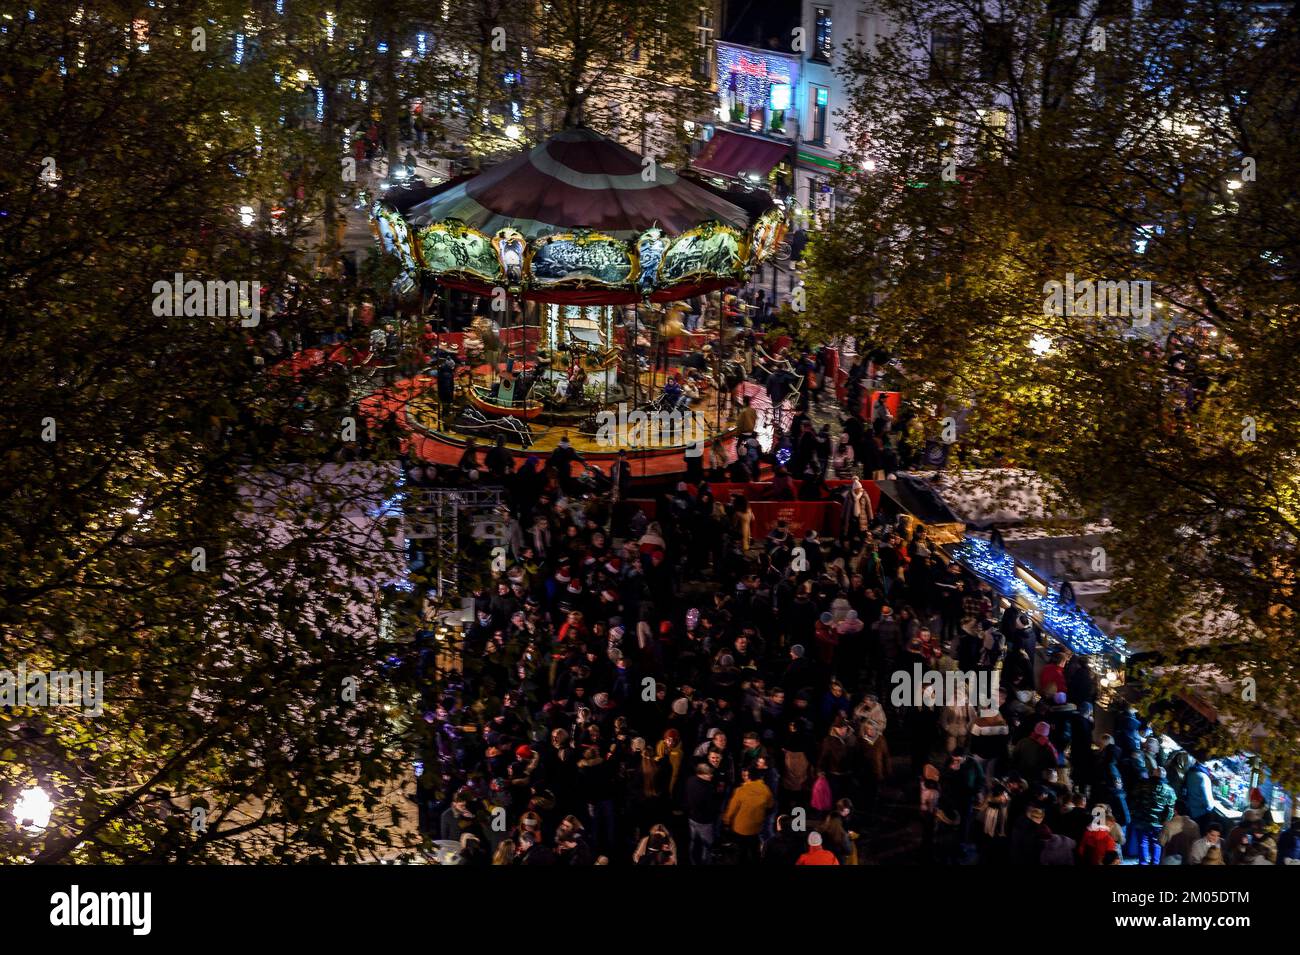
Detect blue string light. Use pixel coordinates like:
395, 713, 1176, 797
949, 535, 1128, 659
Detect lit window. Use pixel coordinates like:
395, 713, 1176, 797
813, 7, 833, 62
810, 85, 829, 143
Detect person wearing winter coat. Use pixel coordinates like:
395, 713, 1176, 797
1040, 832, 1077, 865
722, 766, 775, 863
1011, 722, 1060, 781
811, 771, 834, 814
1078, 815, 1118, 865
840, 478, 873, 547
654, 729, 685, 801
831, 434, 856, 478
1069, 702, 1095, 786
762, 814, 806, 865
940, 692, 977, 755
1038, 651, 1068, 699
857, 719, 890, 814
1276, 813, 1300, 865
633, 824, 679, 865
684, 763, 722, 866
796, 830, 840, 865
817, 718, 855, 801
1046, 692, 1076, 768
1182, 759, 1215, 828
1011, 806, 1048, 865
1159, 803, 1201, 865
1114, 704, 1143, 756
1185, 823, 1225, 865
971, 703, 1011, 767
1092, 738, 1131, 828
1132, 767, 1177, 864
974, 786, 1012, 864
1226, 809, 1268, 864
854, 694, 888, 737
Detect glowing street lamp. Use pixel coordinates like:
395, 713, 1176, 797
504, 124, 522, 141
13, 786, 53, 833
1029, 334, 1055, 357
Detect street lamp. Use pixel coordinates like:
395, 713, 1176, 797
1029, 334, 1054, 357
13, 786, 53, 833
504, 124, 522, 141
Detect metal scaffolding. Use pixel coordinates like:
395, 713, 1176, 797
407, 487, 505, 599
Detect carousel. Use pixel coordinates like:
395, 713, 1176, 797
366, 126, 788, 475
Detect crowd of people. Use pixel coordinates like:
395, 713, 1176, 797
253, 181, 1293, 866
251, 263, 1296, 868
405, 380, 1299, 864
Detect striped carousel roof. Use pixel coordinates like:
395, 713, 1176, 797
404, 127, 753, 239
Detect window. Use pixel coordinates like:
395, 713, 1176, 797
697, 6, 714, 78
978, 22, 1012, 84
975, 107, 1008, 159
1093, 42, 1130, 106
1044, 57, 1074, 109
809, 175, 832, 213
929, 23, 962, 81
813, 7, 833, 62
809, 85, 829, 143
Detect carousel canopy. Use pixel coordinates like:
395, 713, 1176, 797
382, 127, 788, 305
404, 127, 749, 238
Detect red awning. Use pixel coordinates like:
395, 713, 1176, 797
692, 131, 792, 181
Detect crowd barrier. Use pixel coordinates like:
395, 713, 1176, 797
624, 477, 883, 542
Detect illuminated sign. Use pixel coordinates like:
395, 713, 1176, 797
769, 83, 791, 111
717, 42, 800, 110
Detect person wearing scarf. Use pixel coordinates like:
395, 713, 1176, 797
841, 477, 873, 547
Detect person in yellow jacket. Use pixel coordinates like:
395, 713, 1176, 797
723, 766, 775, 864
654, 729, 685, 800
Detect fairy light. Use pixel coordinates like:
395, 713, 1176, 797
717, 45, 795, 111
949, 535, 1127, 658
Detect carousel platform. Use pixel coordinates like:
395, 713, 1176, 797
360, 376, 743, 480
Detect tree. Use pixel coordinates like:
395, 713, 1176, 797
806, 1, 1300, 784
524, 0, 716, 163
0, 3, 423, 862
